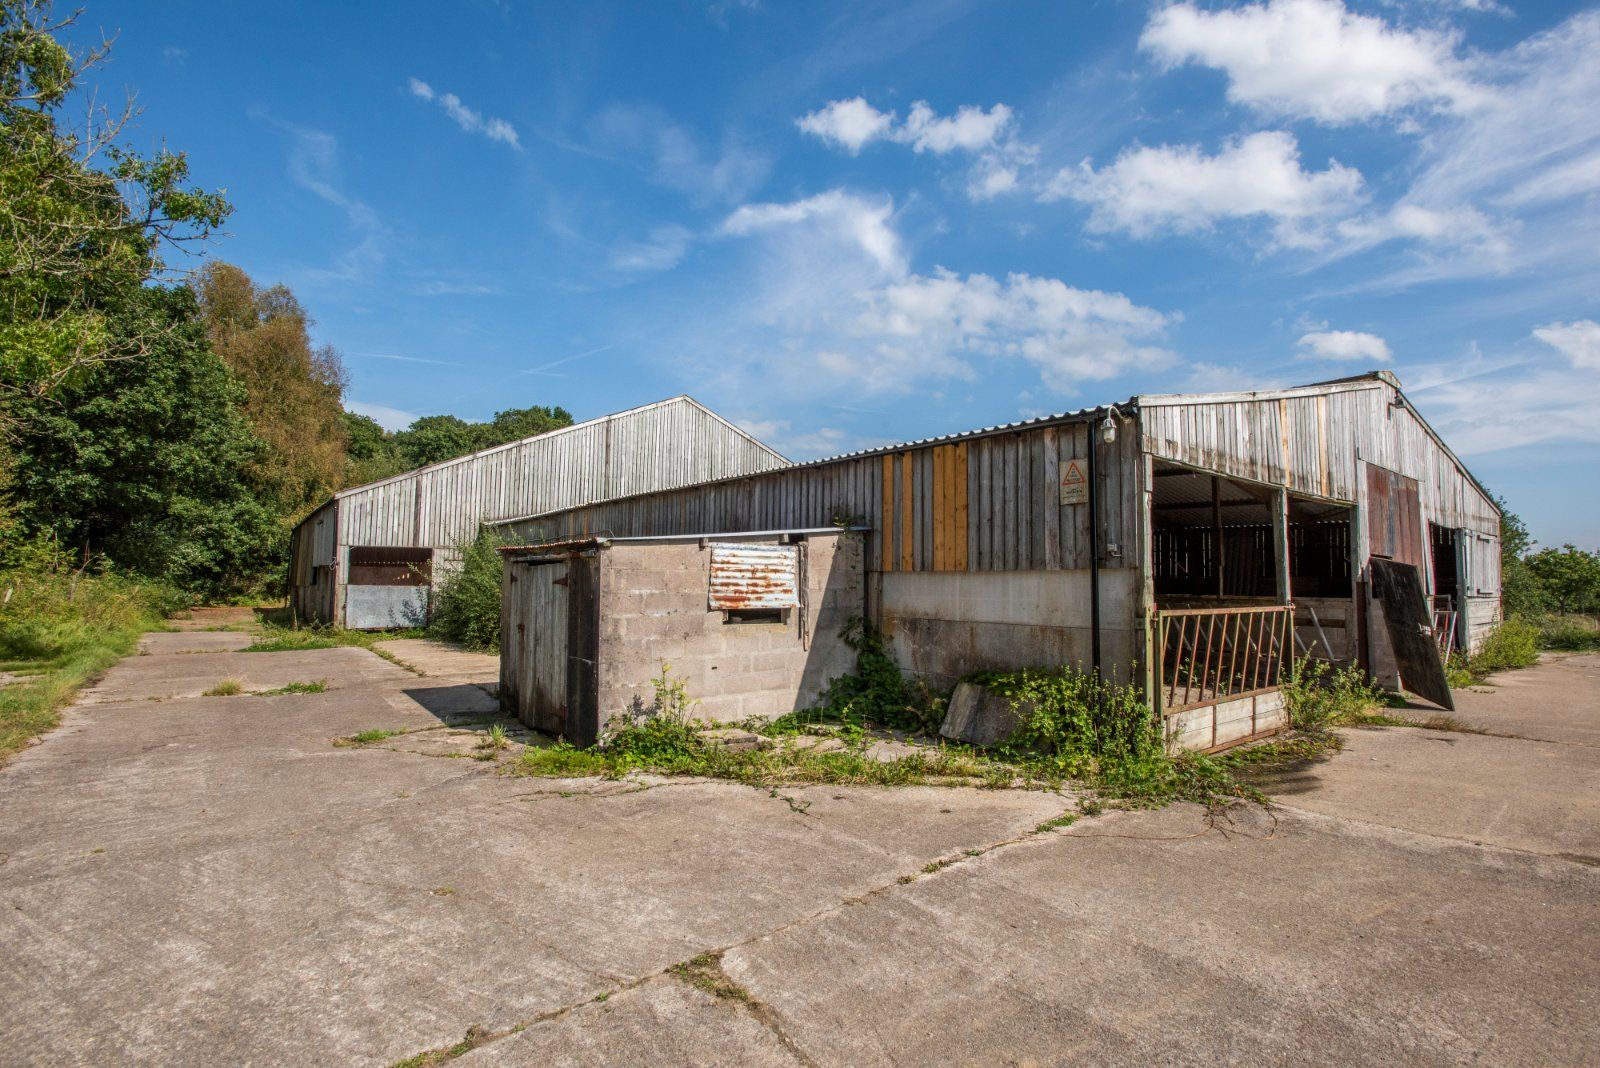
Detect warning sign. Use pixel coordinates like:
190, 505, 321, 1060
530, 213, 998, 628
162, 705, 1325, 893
1059, 459, 1088, 505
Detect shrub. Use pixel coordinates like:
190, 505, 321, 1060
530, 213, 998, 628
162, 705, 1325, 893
0, 564, 185, 760
1468, 617, 1540, 676
427, 528, 511, 651
1536, 614, 1600, 652
979, 667, 1160, 777
1282, 658, 1387, 731
813, 618, 941, 732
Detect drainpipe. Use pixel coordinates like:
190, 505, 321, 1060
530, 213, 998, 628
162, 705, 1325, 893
1088, 409, 1103, 678
1088, 405, 1122, 679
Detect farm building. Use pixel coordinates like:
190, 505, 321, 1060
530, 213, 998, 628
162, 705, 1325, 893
288, 396, 787, 628
495, 371, 1502, 752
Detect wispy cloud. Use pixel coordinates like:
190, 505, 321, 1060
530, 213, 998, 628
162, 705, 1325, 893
407, 78, 522, 150
349, 351, 457, 367
588, 103, 769, 205
263, 116, 387, 284
346, 400, 418, 432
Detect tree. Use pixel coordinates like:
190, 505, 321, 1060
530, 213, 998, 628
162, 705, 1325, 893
391, 404, 574, 469
0, 0, 229, 408
393, 414, 482, 468
4, 286, 277, 595
1495, 496, 1546, 618
340, 411, 407, 487
1526, 545, 1600, 616
194, 262, 348, 524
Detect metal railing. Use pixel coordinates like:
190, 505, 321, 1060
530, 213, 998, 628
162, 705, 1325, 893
1155, 605, 1295, 714
1430, 596, 1458, 660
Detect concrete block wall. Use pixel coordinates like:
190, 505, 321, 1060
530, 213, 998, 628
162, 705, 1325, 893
595, 533, 865, 726
878, 569, 1143, 689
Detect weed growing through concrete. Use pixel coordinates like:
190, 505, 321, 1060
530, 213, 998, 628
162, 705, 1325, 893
389, 1024, 492, 1068
244, 621, 423, 674
202, 677, 244, 697
338, 727, 406, 746
484, 724, 508, 749
257, 679, 327, 696
671, 952, 751, 1002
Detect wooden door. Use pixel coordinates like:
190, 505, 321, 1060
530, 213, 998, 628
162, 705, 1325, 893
1370, 559, 1454, 710
523, 560, 569, 737
1365, 465, 1424, 568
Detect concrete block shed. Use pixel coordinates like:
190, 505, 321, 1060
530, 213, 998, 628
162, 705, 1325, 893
498, 531, 865, 746
494, 372, 1502, 752
288, 397, 787, 629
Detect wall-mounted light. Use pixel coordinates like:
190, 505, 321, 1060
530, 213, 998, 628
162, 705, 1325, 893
1100, 405, 1120, 444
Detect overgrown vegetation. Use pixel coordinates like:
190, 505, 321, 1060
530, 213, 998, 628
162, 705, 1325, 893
426, 528, 512, 651
1466, 616, 1540, 677
0, 561, 185, 761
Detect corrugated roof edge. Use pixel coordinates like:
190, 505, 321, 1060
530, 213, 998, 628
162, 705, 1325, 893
334, 394, 786, 501
1138, 368, 1500, 518
486, 401, 1129, 531
289, 394, 791, 534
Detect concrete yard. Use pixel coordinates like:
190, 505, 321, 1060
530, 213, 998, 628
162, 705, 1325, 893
1, 631, 1597, 1065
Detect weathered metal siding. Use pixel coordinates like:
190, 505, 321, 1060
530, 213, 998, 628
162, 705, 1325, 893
496, 417, 1143, 577
708, 544, 800, 609
287, 500, 339, 624
334, 396, 784, 551
1139, 379, 1498, 535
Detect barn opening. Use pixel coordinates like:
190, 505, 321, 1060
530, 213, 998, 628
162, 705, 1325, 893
344, 546, 432, 630
1147, 463, 1354, 751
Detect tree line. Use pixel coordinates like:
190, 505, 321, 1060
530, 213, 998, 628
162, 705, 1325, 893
0, 1, 570, 597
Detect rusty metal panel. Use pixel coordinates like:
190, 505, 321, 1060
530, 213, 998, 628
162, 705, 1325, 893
708, 543, 799, 609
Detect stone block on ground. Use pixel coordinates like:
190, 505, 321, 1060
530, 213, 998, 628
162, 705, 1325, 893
940, 682, 1026, 748
697, 728, 772, 752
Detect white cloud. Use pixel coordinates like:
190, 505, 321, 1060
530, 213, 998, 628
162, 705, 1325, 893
609, 224, 694, 274
898, 101, 1014, 154
408, 77, 521, 150
848, 268, 1176, 392
1045, 131, 1364, 246
796, 97, 1014, 155
346, 401, 418, 432
795, 97, 896, 154
714, 189, 1175, 397
720, 190, 905, 275
796, 97, 1026, 201
270, 120, 386, 284
1296, 329, 1392, 362
1532, 320, 1600, 371
1323, 10, 1600, 286
1141, 0, 1486, 124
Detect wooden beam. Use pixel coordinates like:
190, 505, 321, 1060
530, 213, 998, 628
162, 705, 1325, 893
1271, 486, 1291, 604
880, 454, 895, 573
1211, 476, 1225, 598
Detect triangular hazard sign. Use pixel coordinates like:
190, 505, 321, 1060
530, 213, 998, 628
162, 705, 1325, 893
1061, 460, 1086, 485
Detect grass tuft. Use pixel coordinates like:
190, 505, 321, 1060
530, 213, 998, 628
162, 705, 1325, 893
202, 677, 245, 697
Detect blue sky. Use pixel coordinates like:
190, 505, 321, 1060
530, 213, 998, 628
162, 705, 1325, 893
85, 0, 1599, 545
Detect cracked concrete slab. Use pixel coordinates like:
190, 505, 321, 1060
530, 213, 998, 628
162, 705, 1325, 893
720, 803, 1600, 1067
1264, 724, 1600, 859
136, 631, 256, 654
1394, 653, 1600, 748
452, 973, 804, 1067
373, 638, 499, 680
77, 647, 411, 703
3, 628, 1597, 1065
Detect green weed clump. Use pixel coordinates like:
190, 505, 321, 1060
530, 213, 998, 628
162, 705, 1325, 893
977, 666, 1253, 808
0, 566, 187, 761
427, 528, 510, 652
810, 618, 942, 732
1467, 617, 1540, 677
244, 621, 421, 655
1281, 659, 1388, 732
1535, 614, 1600, 652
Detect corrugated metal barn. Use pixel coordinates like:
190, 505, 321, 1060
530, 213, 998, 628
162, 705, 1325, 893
494, 371, 1502, 752
289, 396, 787, 628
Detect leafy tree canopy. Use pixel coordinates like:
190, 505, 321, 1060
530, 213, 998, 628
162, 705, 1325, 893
355, 403, 575, 480
0, 0, 229, 406
4, 286, 277, 596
